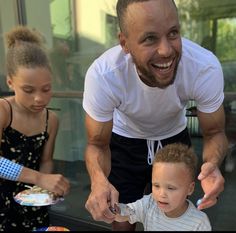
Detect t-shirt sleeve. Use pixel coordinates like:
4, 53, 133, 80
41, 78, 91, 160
83, 61, 119, 122
127, 195, 150, 225
193, 61, 224, 113
196, 214, 212, 231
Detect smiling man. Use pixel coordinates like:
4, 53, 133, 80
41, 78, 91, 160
82, 0, 228, 231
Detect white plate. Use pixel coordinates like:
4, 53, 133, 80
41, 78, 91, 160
33, 226, 70, 231
14, 188, 63, 206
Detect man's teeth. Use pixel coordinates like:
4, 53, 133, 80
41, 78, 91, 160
154, 60, 172, 68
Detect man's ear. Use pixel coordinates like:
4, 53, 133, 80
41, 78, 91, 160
119, 32, 129, 54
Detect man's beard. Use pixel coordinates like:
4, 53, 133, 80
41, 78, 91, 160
133, 57, 179, 89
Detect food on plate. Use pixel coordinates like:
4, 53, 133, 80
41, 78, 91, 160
14, 185, 63, 206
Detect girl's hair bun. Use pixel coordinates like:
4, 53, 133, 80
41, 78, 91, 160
6, 25, 42, 48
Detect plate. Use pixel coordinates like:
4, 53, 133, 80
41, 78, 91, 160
14, 186, 63, 206
34, 226, 70, 231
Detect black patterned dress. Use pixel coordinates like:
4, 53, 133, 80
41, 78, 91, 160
0, 99, 50, 231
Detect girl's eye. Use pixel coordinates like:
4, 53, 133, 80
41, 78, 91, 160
42, 88, 51, 93
42, 85, 52, 92
23, 89, 33, 93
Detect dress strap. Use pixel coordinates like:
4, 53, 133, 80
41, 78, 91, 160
2, 98, 13, 128
45, 108, 49, 132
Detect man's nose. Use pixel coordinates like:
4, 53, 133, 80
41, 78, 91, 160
156, 38, 172, 57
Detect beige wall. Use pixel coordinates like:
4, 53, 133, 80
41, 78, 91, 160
75, 0, 116, 45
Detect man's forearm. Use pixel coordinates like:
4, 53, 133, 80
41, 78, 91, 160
85, 144, 111, 186
202, 132, 228, 166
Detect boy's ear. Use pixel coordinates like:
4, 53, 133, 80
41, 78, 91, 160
188, 181, 195, 196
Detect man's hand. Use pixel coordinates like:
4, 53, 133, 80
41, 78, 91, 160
197, 162, 224, 210
85, 179, 119, 223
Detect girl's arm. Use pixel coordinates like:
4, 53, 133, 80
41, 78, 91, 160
0, 104, 70, 196
40, 110, 59, 173
0, 157, 70, 196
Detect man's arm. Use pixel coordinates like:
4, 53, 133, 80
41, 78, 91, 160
84, 113, 118, 223
197, 104, 228, 209
85, 113, 113, 178
198, 104, 228, 166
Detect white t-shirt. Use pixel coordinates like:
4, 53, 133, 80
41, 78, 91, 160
83, 38, 224, 140
126, 194, 212, 231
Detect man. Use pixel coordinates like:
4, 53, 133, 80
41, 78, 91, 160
82, 0, 228, 231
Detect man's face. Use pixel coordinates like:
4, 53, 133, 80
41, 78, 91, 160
119, 0, 182, 88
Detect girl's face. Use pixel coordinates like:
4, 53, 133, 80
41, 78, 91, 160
152, 162, 195, 218
7, 67, 52, 113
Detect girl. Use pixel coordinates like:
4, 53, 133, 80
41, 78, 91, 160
0, 25, 70, 231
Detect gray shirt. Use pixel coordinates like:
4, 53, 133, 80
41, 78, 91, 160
126, 194, 211, 231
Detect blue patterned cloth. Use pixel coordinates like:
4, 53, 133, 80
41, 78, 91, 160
0, 157, 23, 181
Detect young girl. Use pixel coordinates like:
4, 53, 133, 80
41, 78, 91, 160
112, 143, 211, 231
0, 25, 70, 231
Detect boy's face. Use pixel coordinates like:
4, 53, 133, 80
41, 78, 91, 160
152, 162, 195, 218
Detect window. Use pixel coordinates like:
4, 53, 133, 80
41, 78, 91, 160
0, 0, 236, 230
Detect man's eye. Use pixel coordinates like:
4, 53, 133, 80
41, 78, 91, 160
169, 30, 179, 39
144, 36, 157, 43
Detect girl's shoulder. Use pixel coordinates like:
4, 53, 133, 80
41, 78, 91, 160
46, 109, 59, 133
47, 108, 58, 120
0, 98, 12, 128
0, 97, 12, 109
